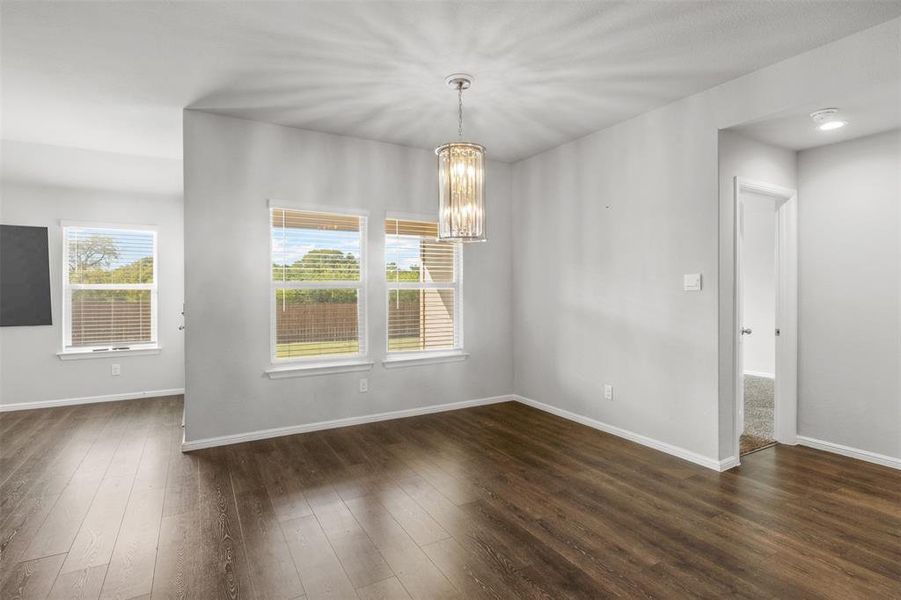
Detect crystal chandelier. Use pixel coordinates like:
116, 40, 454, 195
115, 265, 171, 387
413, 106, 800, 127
436, 74, 486, 242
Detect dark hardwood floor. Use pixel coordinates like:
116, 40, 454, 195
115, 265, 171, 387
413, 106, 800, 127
1, 396, 899, 599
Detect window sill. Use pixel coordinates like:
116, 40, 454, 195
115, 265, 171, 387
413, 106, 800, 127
382, 351, 469, 369
57, 346, 162, 360
265, 359, 374, 379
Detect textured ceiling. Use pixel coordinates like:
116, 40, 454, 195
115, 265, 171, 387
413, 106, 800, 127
3, 2, 901, 162
729, 80, 901, 151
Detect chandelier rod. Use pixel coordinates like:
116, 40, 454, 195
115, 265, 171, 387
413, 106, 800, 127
457, 83, 464, 139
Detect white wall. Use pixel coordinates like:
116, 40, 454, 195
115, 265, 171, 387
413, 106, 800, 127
797, 129, 900, 459
741, 193, 777, 377
183, 111, 513, 443
513, 94, 722, 460
512, 19, 898, 464
0, 143, 185, 408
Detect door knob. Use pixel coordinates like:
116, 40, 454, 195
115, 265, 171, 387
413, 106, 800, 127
741, 328, 752, 335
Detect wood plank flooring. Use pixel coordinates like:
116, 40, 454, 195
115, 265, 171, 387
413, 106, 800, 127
1, 396, 899, 599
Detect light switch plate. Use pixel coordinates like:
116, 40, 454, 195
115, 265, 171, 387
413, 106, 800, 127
683, 273, 702, 291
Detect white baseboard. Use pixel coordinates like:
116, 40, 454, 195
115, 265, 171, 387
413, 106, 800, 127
797, 436, 900, 470
743, 370, 774, 379
182, 394, 514, 452
0, 388, 186, 412
513, 395, 730, 472
718, 455, 741, 471
185, 393, 737, 472
12, 387, 895, 474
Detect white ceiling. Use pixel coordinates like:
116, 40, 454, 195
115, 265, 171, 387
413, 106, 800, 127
729, 80, 901, 150
3, 1, 901, 163
1, 140, 182, 197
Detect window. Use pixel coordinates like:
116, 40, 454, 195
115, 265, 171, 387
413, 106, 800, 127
271, 208, 367, 362
385, 217, 461, 354
62, 224, 158, 353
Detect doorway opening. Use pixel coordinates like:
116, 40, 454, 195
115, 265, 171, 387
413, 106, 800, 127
734, 178, 798, 458
739, 191, 777, 454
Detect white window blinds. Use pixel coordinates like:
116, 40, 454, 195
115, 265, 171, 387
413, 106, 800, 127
385, 218, 461, 353
271, 208, 367, 361
63, 225, 158, 351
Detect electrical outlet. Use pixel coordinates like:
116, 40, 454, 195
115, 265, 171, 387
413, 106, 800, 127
359, 378, 368, 393
111, 363, 121, 376
604, 384, 613, 400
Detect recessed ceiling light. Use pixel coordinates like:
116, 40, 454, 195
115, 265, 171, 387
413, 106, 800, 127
810, 108, 847, 131
818, 120, 847, 131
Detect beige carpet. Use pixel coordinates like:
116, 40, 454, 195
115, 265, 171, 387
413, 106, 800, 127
741, 374, 776, 455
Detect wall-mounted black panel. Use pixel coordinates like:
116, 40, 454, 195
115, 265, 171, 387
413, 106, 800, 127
0, 225, 52, 326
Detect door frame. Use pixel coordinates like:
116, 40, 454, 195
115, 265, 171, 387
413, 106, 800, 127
734, 177, 798, 460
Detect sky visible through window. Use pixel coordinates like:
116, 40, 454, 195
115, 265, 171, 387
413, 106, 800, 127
387, 235, 421, 272
67, 227, 155, 285
72, 228, 153, 270
271, 228, 421, 272
272, 229, 359, 262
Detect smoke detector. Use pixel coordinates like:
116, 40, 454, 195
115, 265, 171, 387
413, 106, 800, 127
810, 108, 847, 131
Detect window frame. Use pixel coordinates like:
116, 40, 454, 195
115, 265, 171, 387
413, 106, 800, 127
268, 203, 369, 365
384, 213, 463, 358
60, 221, 159, 355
